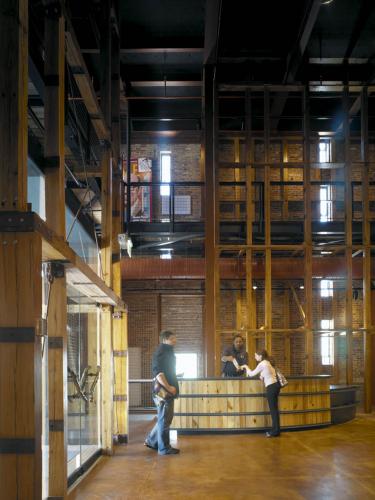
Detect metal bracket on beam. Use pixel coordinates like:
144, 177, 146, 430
113, 395, 127, 402
113, 349, 127, 357
48, 337, 63, 349
0, 212, 34, 232
49, 420, 64, 432
0, 438, 35, 454
112, 311, 123, 320
0, 327, 35, 343
47, 261, 66, 279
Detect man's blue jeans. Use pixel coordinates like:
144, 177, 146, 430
146, 397, 175, 455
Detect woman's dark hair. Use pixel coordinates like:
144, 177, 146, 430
233, 334, 244, 342
255, 349, 269, 361
160, 330, 175, 342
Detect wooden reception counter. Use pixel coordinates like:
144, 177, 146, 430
172, 376, 332, 433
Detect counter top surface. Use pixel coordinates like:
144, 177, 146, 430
178, 375, 332, 381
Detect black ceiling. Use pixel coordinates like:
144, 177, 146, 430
29, 0, 375, 135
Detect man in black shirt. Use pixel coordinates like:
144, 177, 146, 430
144, 330, 180, 455
221, 334, 249, 377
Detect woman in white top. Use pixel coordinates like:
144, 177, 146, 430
241, 349, 281, 437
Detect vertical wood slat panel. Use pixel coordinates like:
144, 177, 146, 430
0, 232, 42, 499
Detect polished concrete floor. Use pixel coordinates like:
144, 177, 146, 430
68, 412, 375, 500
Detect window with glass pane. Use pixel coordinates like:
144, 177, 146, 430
66, 208, 99, 273
27, 158, 46, 220
320, 279, 333, 297
176, 353, 198, 378
160, 151, 171, 196
321, 319, 334, 366
319, 140, 330, 163
320, 185, 332, 221
67, 287, 101, 478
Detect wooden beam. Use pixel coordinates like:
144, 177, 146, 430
282, 140, 289, 219
82, 47, 204, 55
0, 0, 28, 211
44, 4, 65, 237
284, 290, 291, 374
343, 86, 353, 385
101, 0, 113, 288
111, 16, 122, 298
361, 87, 372, 413
43, 4, 68, 496
236, 291, 242, 330
234, 138, 241, 219
264, 88, 272, 353
289, 285, 305, 322
100, 0, 114, 453
113, 309, 128, 443
101, 305, 113, 454
34, 216, 123, 307
245, 89, 256, 366
203, 0, 222, 65
303, 86, 313, 374
65, 8, 110, 142
47, 267, 67, 497
204, 65, 216, 376
111, 1, 128, 443
270, 0, 320, 128
0, 4, 43, 496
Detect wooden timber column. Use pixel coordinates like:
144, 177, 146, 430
44, 2, 68, 496
245, 89, 256, 366
203, 64, 219, 375
0, 1, 42, 498
264, 88, 272, 353
303, 87, 313, 373
100, 0, 114, 453
343, 86, 353, 385
361, 87, 373, 413
111, 3, 129, 443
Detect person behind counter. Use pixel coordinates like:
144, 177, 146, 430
241, 349, 280, 437
221, 334, 249, 377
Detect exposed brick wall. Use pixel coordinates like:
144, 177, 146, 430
161, 295, 204, 376
125, 293, 159, 405
124, 278, 366, 394
217, 138, 375, 221
127, 143, 202, 222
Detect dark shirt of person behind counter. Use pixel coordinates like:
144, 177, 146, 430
221, 334, 249, 377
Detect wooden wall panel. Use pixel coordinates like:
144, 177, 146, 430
0, 232, 42, 499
